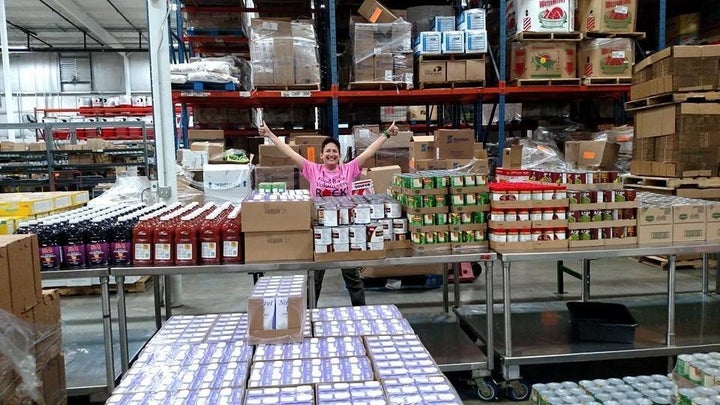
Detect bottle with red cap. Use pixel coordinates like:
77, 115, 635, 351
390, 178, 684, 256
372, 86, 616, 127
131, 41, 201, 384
221, 205, 243, 264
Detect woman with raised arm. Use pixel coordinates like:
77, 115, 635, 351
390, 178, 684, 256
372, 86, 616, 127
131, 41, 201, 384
258, 121, 399, 306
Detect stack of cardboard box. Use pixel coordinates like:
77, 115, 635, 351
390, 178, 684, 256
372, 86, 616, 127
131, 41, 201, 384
0, 235, 65, 405
353, 125, 412, 172
350, 19, 413, 87
637, 192, 720, 245
411, 129, 489, 172
628, 45, 720, 177
249, 19, 320, 87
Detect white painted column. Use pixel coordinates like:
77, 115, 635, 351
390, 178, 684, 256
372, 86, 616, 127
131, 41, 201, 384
121, 52, 132, 97
0, 0, 16, 140
146, 0, 177, 203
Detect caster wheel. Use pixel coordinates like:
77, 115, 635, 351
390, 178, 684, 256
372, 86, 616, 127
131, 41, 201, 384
475, 377, 499, 401
505, 379, 531, 401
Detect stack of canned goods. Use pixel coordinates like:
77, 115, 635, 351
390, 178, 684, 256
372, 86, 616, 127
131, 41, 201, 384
531, 375, 676, 405
675, 352, 720, 388
529, 170, 620, 185
568, 189, 637, 205
677, 386, 720, 405
256, 182, 288, 194
313, 195, 408, 254
393, 171, 487, 190
490, 182, 567, 202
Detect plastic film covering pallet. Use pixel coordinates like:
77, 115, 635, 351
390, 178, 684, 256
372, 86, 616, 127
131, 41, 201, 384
249, 19, 321, 88
350, 19, 413, 89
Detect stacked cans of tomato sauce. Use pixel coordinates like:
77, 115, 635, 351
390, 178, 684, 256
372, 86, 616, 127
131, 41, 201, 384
312, 195, 407, 254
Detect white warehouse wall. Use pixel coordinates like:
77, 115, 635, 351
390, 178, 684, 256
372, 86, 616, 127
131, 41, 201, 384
0, 52, 151, 123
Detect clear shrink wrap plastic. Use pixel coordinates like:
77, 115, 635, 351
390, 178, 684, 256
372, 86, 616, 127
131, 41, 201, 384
594, 125, 633, 174
170, 55, 252, 89
183, 9, 250, 35
351, 19, 413, 88
520, 127, 573, 171
249, 19, 320, 87
0, 309, 63, 404
87, 173, 153, 207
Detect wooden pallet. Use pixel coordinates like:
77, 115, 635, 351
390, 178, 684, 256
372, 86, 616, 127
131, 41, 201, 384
511, 78, 582, 86
57, 276, 152, 296
254, 83, 321, 91
583, 31, 647, 39
509, 31, 583, 41
418, 80, 485, 90
348, 81, 411, 90
625, 91, 720, 111
583, 77, 632, 85
623, 174, 720, 190
633, 256, 717, 270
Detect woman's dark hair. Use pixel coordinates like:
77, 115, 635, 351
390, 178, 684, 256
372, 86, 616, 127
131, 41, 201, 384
321, 137, 340, 152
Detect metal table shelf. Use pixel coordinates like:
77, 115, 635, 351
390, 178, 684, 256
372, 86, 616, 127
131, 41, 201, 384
110, 248, 497, 376
474, 242, 720, 380
40, 269, 115, 395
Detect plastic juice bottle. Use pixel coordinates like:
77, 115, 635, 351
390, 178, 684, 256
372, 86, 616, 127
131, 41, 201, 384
38, 221, 62, 271
153, 203, 199, 266
131, 203, 182, 266
221, 206, 243, 264
174, 203, 215, 266
63, 219, 87, 268
110, 217, 132, 266
198, 203, 231, 265
86, 217, 110, 268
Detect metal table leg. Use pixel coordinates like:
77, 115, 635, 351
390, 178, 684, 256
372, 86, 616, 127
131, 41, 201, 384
485, 260, 494, 372
581, 259, 591, 302
453, 263, 460, 309
116, 275, 129, 374
164, 275, 172, 320
99, 275, 115, 391
153, 275, 162, 330
667, 255, 676, 346
307, 270, 316, 309
442, 263, 449, 313
702, 253, 709, 294
503, 260, 512, 359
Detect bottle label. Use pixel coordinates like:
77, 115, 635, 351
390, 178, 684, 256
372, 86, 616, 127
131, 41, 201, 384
155, 243, 171, 261
222, 241, 239, 257
134, 243, 151, 261
176, 243, 193, 261
63, 244, 86, 267
87, 242, 109, 266
201, 242, 217, 259
112, 242, 131, 264
40, 246, 61, 270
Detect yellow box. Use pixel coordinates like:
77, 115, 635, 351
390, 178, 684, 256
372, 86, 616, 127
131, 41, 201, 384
0, 198, 54, 216
70, 191, 90, 206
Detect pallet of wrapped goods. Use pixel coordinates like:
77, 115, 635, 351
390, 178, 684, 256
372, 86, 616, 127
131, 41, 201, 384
349, 19, 413, 90
578, 38, 634, 85
416, 54, 486, 89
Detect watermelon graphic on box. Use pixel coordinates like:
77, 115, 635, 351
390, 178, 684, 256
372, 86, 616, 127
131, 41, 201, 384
506, 0, 574, 34
578, 38, 633, 78
578, 0, 637, 33
510, 41, 577, 80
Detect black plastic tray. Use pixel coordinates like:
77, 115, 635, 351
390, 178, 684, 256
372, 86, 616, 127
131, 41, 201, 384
567, 301, 638, 344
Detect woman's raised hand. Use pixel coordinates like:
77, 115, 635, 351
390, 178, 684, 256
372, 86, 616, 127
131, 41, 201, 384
258, 121, 273, 137
387, 121, 399, 137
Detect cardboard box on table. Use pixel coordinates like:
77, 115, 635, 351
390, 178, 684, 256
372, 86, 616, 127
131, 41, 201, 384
242, 196, 314, 262
0, 234, 41, 316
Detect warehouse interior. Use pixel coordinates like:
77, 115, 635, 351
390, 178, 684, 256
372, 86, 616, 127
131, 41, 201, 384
0, 0, 720, 404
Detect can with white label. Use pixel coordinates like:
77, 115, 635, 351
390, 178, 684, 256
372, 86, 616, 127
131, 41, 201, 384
332, 226, 350, 244
353, 204, 372, 224
314, 227, 332, 245
384, 201, 402, 218
349, 225, 367, 244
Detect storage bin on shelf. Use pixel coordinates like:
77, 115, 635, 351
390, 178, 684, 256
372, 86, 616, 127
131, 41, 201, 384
488, 182, 569, 252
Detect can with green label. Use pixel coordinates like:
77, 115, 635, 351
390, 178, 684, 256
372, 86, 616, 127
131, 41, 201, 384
451, 194, 464, 206
474, 230, 485, 241
411, 232, 424, 244
449, 213, 461, 225
423, 213, 434, 226
461, 212, 473, 224
437, 231, 448, 243
409, 195, 423, 208
435, 176, 448, 188
410, 175, 423, 189
425, 232, 437, 244
473, 211, 486, 224
422, 176, 434, 189
462, 230, 475, 243
423, 195, 436, 208
478, 193, 490, 205
435, 194, 447, 207
450, 175, 464, 187
408, 214, 423, 226
449, 231, 461, 243
436, 213, 448, 226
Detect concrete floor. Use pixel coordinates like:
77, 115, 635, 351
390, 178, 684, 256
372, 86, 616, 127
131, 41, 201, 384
57, 256, 718, 404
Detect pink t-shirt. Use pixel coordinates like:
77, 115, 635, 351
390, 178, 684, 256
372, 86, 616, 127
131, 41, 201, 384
302, 159, 361, 197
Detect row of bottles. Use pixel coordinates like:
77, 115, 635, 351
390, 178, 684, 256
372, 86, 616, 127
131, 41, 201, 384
16, 203, 167, 270
131, 202, 243, 266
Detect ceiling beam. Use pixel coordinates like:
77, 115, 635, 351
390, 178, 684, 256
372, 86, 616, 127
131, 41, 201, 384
42, 0, 127, 49
7, 20, 54, 47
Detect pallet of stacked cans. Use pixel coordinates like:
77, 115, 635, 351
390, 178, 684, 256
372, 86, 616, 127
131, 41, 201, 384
392, 170, 490, 251
488, 182, 569, 252
530, 375, 676, 404
312, 195, 403, 261
674, 352, 720, 404
566, 188, 638, 247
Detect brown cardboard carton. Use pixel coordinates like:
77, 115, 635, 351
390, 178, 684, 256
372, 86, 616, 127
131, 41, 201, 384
510, 41, 577, 81
637, 206, 673, 226
411, 136, 436, 159
638, 224, 673, 245
502, 144, 523, 168
417, 60, 446, 83
413, 159, 446, 171
190, 142, 225, 160
707, 222, 720, 242
293, 135, 326, 163
673, 223, 706, 243
375, 148, 410, 172
34, 289, 61, 326
577, 0, 638, 33
446, 60, 466, 81
408, 106, 438, 122
188, 129, 225, 141
434, 129, 475, 159
242, 200, 312, 232
39, 355, 66, 405
360, 165, 402, 194
565, 140, 620, 170
254, 166, 301, 189
673, 204, 706, 224
374, 53, 394, 81
578, 38, 634, 78
244, 231, 314, 262
466, 59, 486, 81
259, 144, 301, 166
247, 291, 305, 345
0, 235, 41, 315
358, 0, 398, 23
273, 38, 296, 85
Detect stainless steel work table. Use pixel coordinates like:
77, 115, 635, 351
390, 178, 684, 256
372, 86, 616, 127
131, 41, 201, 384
456, 243, 720, 385
41, 269, 115, 395
111, 248, 497, 379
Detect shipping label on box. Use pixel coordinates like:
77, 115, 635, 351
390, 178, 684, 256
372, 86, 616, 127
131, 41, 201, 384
506, 0, 575, 34
578, 0, 637, 33
579, 38, 633, 78
511, 41, 577, 80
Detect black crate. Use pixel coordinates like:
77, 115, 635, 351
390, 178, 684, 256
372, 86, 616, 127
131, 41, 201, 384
566, 302, 638, 344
